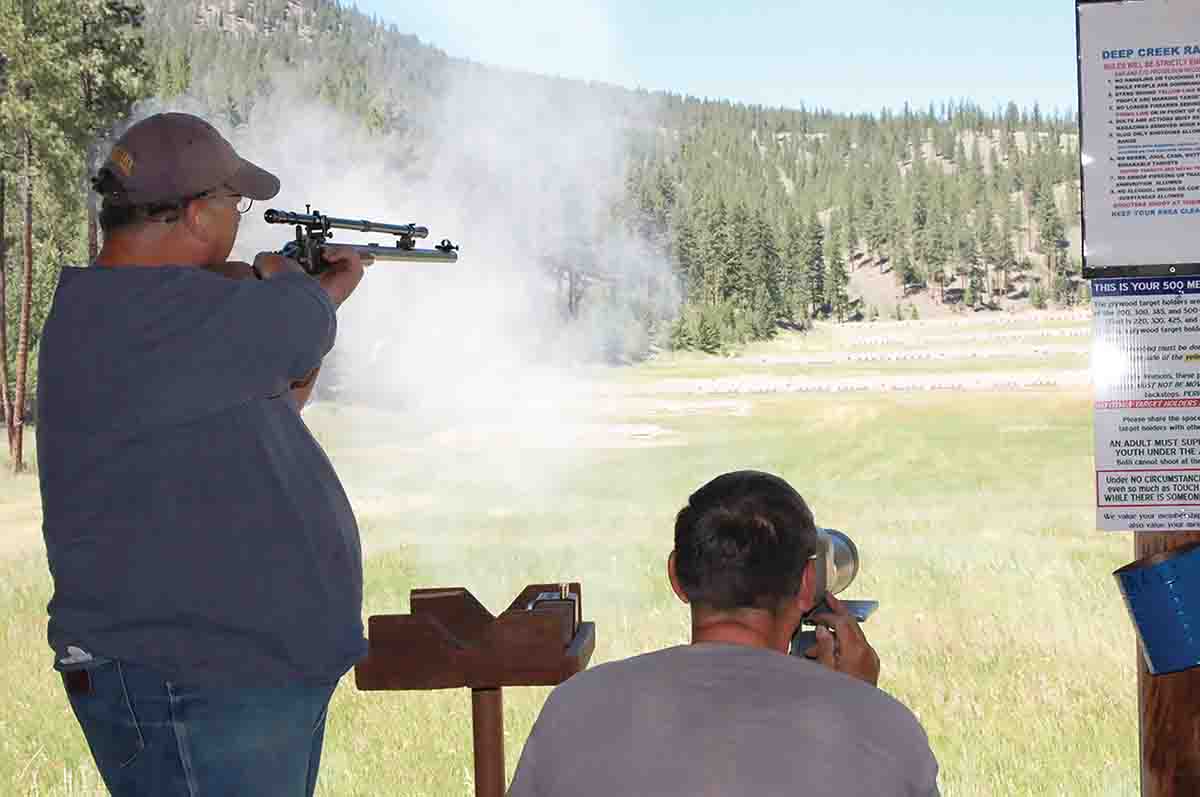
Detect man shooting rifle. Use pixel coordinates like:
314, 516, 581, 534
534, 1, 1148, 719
37, 112, 366, 796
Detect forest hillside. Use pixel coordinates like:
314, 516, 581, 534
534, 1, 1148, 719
0, 0, 1084, 464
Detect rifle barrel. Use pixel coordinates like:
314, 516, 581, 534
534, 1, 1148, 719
347, 242, 459, 266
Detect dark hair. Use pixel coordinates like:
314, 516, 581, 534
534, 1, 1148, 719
98, 199, 186, 234
93, 167, 184, 233
673, 470, 817, 612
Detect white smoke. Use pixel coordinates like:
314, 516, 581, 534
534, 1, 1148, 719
111, 30, 679, 495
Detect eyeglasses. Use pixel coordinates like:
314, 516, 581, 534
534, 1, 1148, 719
119, 189, 252, 226
192, 187, 253, 215
212, 194, 254, 215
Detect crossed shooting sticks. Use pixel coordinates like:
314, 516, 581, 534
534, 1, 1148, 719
355, 583, 596, 797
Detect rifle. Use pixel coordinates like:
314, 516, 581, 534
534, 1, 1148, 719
263, 206, 459, 274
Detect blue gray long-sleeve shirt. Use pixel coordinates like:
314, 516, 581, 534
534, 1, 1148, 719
37, 265, 367, 687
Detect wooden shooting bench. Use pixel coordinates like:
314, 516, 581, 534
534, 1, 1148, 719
355, 583, 596, 797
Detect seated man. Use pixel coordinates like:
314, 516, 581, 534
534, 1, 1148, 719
508, 470, 939, 797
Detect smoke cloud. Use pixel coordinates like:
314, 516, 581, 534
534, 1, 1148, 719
111, 25, 679, 502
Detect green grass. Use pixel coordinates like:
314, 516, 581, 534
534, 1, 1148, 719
0, 321, 1139, 796
615, 352, 1089, 383
615, 318, 1091, 383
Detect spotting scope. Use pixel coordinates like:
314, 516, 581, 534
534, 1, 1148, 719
789, 528, 879, 656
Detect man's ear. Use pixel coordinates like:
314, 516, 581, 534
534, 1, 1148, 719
796, 558, 819, 616
667, 551, 690, 605
181, 198, 216, 242
774, 560, 818, 642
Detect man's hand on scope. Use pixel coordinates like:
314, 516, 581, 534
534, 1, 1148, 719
803, 593, 881, 687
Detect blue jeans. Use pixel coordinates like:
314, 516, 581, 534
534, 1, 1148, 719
58, 657, 338, 796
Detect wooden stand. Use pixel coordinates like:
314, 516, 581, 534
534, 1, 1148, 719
1135, 533, 1200, 797
355, 583, 595, 797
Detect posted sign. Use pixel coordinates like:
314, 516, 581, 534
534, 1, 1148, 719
1077, 0, 1200, 275
1093, 277, 1200, 530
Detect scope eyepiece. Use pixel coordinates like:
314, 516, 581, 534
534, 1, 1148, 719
817, 528, 859, 595
263, 208, 317, 226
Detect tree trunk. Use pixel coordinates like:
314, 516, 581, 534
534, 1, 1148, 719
87, 186, 98, 261
82, 34, 99, 262
12, 127, 32, 473
0, 172, 12, 460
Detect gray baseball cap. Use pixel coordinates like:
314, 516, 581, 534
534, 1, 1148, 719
97, 112, 279, 206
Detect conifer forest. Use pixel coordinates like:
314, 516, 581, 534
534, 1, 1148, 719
0, 0, 1085, 468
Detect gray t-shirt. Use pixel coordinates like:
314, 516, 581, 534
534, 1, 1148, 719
509, 643, 939, 797
37, 264, 367, 687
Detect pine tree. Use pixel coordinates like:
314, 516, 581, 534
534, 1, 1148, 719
668, 311, 695, 351
1030, 280, 1047, 309
723, 202, 750, 306
747, 209, 782, 320
1053, 255, 1079, 306
872, 172, 898, 259
988, 145, 1003, 193
1037, 195, 1066, 288
697, 307, 721, 353
805, 213, 825, 317
1, 0, 87, 470
783, 215, 809, 321
1065, 178, 1080, 229
844, 195, 859, 258
825, 211, 849, 321
894, 243, 917, 287
674, 206, 702, 303
919, 222, 945, 294
964, 239, 984, 308
700, 198, 730, 306
79, 0, 153, 259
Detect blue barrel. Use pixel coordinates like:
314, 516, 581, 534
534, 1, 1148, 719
1114, 542, 1200, 675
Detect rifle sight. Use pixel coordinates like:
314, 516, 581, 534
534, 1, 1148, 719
264, 206, 459, 273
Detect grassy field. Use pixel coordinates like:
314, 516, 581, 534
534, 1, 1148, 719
0, 315, 1139, 796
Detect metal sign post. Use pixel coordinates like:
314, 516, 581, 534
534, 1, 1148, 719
355, 583, 595, 797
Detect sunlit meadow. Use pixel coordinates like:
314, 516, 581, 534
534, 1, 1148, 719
0, 314, 1136, 796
